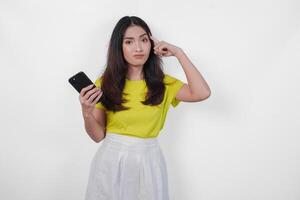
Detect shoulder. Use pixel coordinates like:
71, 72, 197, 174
94, 76, 104, 87
163, 73, 183, 85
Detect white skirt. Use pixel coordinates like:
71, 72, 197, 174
85, 132, 169, 200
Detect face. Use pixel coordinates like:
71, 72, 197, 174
122, 25, 151, 68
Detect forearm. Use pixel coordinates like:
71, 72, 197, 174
175, 49, 211, 99
82, 112, 105, 143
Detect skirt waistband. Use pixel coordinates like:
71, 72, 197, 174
102, 132, 159, 150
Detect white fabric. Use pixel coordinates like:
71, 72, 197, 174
85, 132, 169, 200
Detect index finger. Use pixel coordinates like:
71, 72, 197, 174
80, 84, 94, 95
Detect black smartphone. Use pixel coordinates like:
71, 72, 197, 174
68, 71, 102, 103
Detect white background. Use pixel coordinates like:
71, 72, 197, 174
1, 0, 299, 199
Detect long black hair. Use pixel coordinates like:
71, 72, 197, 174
100, 16, 165, 112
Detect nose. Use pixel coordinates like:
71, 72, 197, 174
135, 41, 143, 52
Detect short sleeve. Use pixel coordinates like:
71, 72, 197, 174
94, 77, 106, 111
164, 74, 185, 108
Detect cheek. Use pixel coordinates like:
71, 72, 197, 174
122, 46, 131, 57
145, 43, 151, 54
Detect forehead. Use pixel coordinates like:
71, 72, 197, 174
123, 26, 147, 38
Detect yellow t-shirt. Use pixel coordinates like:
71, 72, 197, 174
94, 74, 184, 138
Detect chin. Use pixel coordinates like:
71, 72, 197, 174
129, 61, 146, 67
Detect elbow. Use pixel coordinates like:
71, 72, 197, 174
195, 90, 211, 101
92, 130, 106, 143
94, 136, 104, 143
94, 139, 102, 143
205, 90, 211, 99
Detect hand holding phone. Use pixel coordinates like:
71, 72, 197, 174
68, 71, 103, 104
79, 84, 103, 114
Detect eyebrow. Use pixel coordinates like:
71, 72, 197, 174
123, 33, 148, 40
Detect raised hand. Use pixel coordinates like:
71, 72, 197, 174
150, 35, 182, 57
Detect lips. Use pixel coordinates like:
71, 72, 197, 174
133, 55, 145, 59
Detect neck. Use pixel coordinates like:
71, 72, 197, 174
127, 65, 144, 80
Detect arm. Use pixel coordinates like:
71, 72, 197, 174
150, 35, 211, 102
82, 108, 106, 143
175, 48, 211, 101
79, 83, 106, 143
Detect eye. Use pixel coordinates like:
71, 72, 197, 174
142, 38, 148, 42
125, 40, 132, 44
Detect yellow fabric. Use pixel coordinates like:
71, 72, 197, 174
94, 74, 184, 138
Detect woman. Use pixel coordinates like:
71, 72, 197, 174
79, 16, 211, 200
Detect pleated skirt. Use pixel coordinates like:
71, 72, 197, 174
85, 132, 169, 200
